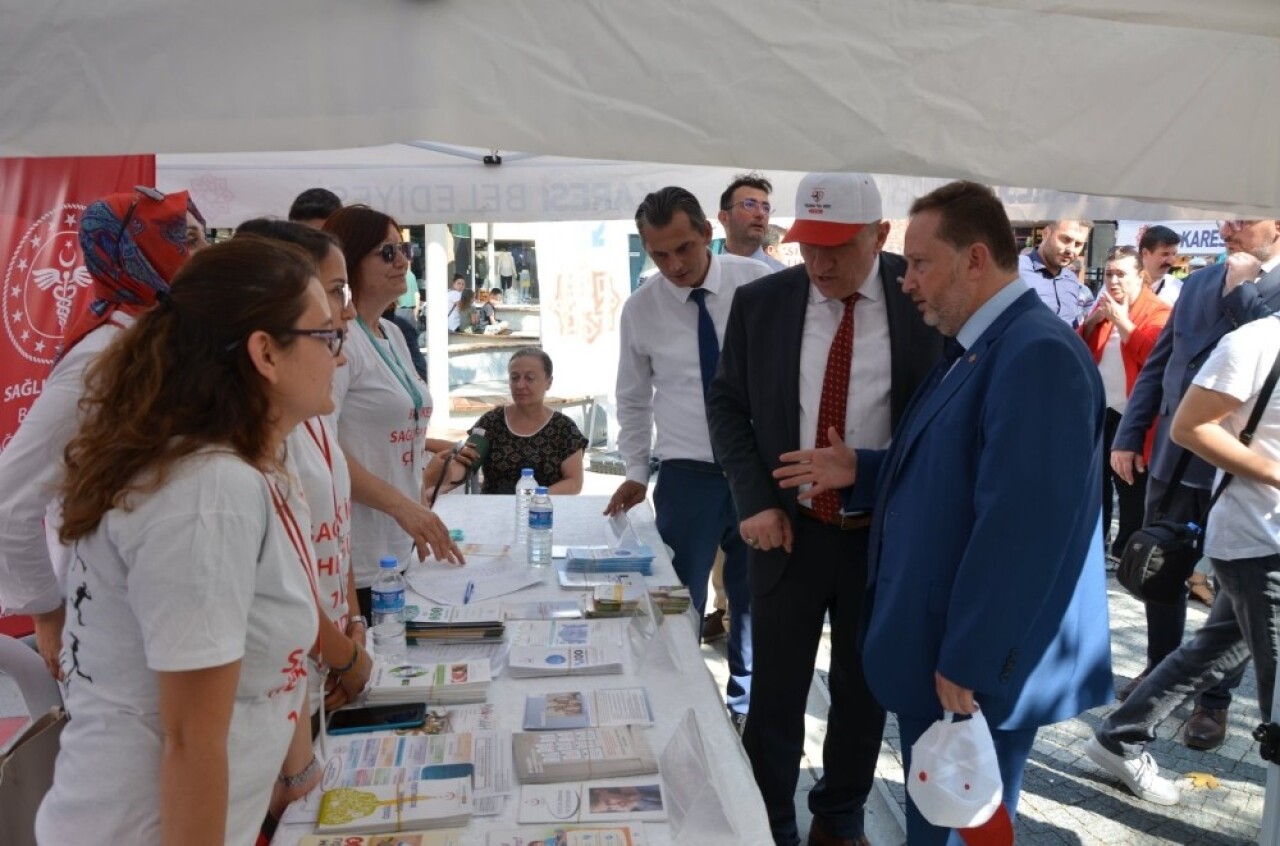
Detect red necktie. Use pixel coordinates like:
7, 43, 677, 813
812, 293, 860, 522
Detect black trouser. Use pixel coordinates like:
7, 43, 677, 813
1103, 407, 1148, 557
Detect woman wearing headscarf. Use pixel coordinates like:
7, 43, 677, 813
0, 187, 205, 677
323, 206, 463, 617
37, 236, 331, 845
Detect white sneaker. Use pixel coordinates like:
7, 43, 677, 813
1085, 736, 1181, 805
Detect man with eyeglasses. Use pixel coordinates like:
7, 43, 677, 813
718, 173, 787, 272
707, 173, 942, 846
1018, 219, 1094, 326
1106, 219, 1280, 755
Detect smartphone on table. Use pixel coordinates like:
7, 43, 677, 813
326, 702, 427, 735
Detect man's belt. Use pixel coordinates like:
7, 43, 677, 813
659, 458, 725, 475
796, 505, 872, 531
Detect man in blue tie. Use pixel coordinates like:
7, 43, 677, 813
607, 186, 769, 731
776, 181, 1112, 844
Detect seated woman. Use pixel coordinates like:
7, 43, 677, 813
452, 288, 481, 334
37, 238, 331, 844
476, 288, 510, 335
431, 348, 587, 496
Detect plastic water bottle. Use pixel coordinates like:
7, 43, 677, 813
514, 468, 538, 545
370, 556, 407, 661
527, 487, 553, 568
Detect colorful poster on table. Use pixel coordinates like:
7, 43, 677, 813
0, 155, 154, 452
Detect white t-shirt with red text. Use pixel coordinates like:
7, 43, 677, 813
37, 450, 318, 846
289, 415, 354, 708
332, 318, 433, 586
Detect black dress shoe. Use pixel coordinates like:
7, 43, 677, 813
1116, 670, 1148, 702
1184, 706, 1228, 750
807, 822, 870, 846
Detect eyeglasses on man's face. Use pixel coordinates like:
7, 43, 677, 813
374, 242, 413, 263
726, 198, 773, 215
1218, 220, 1255, 233
278, 327, 345, 356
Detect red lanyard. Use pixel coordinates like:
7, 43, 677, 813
264, 472, 322, 609
303, 419, 343, 520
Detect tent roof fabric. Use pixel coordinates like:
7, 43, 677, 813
3, 0, 1279, 214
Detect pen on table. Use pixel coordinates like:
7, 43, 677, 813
463, 580, 475, 605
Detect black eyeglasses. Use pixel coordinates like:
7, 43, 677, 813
375, 242, 413, 263
725, 198, 773, 214
278, 327, 345, 356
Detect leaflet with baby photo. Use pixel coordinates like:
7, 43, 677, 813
513, 726, 658, 784
517, 780, 668, 824
523, 688, 654, 730
486, 824, 647, 846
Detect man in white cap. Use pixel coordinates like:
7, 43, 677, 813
708, 173, 942, 846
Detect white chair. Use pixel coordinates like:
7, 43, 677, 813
0, 635, 60, 720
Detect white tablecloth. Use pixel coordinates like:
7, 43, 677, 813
275, 495, 772, 845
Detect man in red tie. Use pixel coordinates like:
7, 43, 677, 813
708, 173, 942, 846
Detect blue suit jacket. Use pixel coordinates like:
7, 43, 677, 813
849, 290, 1112, 730
1114, 263, 1280, 489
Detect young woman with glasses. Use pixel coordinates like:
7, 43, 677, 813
323, 206, 463, 617
37, 237, 338, 844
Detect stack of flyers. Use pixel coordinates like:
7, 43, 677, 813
522, 689, 654, 731
367, 660, 491, 705
517, 781, 667, 824
486, 824, 646, 846
298, 832, 466, 846
316, 778, 472, 834
406, 602, 506, 644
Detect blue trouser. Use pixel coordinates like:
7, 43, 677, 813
1098, 553, 1280, 757
898, 714, 1038, 846
1141, 477, 1244, 709
653, 459, 751, 715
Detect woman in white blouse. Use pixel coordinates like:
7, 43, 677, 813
324, 206, 462, 614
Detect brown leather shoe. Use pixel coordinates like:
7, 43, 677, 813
1116, 670, 1148, 702
1184, 705, 1228, 750
701, 609, 727, 643
806, 823, 870, 846
1188, 573, 1215, 608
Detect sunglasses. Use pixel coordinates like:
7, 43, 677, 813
726, 198, 773, 214
374, 242, 413, 263
278, 327, 345, 356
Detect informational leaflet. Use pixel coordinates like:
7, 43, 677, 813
517, 780, 668, 824
522, 688, 654, 730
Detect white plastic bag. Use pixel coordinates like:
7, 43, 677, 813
907, 709, 1002, 829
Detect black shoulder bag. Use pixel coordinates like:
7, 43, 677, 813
1118, 345, 1280, 605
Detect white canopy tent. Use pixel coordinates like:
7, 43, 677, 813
158, 142, 1242, 228
3, 0, 1278, 216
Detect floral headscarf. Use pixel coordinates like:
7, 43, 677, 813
58, 187, 204, 358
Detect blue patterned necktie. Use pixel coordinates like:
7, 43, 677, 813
689, 287, 719, 398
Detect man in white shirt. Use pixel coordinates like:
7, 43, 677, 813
1139, 224, 1183, 305
718, 173, 787, 272
606, 186, 769, 730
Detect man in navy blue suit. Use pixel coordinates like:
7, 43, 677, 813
777, 181, 1112, 844
1108, 219, 1280, 749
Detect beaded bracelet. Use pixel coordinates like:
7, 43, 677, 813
330, 640, 360, 675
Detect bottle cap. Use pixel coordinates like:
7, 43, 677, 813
521, 468, 534, 476
379, 556, 398, 568
535, 486, 549, 495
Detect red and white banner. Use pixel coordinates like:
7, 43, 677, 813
0, 155, 154, 452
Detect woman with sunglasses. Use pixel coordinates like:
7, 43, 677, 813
37, 237, 334, 845
234, 219, 372, 725
0, 187, 206, 680
324, 206, 462, 617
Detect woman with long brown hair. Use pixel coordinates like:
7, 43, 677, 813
37, 237, 337, 845
323, 206, 462, 616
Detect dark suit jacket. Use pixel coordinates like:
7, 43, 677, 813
706, 253, 943, 595
1115, 263, 1280, 488
851, 290, 1112, 730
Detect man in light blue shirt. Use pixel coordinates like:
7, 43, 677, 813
1019, 219, 1094, 325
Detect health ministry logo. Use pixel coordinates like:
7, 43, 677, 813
3, 205, 91, 365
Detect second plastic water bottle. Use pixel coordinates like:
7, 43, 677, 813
514, 468, 537, 545
370, 556, 407, 661
528, 487, 553, 568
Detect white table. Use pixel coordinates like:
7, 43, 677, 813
275, 495, 772, 845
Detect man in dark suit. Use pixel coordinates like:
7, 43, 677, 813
775, 181, 1112, 844
1110, 219, 1280, 749
707, 172, 942, 846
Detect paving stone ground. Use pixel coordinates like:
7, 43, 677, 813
703, 573, 1269, 845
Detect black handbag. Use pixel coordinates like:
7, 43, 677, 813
1117, 343, 1280, 605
